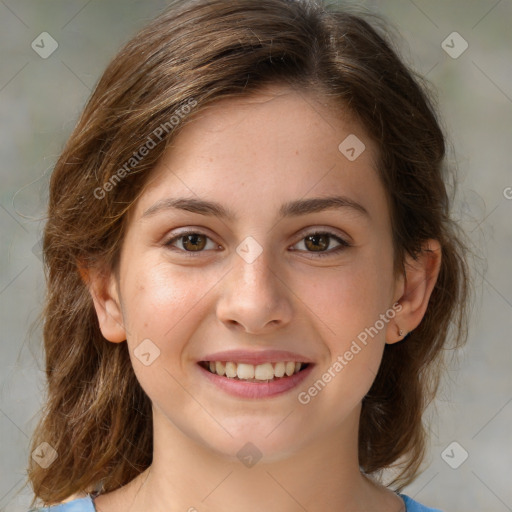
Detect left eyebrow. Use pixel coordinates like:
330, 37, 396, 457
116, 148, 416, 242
140, 195, 370, 221
280, 196, 370, 219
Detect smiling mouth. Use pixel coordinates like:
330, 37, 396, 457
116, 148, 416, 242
199, 361, 310, 382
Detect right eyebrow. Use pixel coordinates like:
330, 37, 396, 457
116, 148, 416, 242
141, 197, 236, 221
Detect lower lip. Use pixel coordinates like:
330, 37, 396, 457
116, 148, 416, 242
197, 363, 314, 399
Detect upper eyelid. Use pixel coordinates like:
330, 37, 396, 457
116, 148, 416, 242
164, 228, 350, 250
294, 226, 350, 242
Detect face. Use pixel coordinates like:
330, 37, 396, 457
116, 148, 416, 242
96, 85, 406, 461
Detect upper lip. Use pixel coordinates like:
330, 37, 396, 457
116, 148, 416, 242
199, 349, 314, 365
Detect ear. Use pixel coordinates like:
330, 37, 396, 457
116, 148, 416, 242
386, 239, 442, 344
78, 261, 127, 343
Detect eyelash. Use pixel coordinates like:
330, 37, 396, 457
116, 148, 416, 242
163, 229, 351, 258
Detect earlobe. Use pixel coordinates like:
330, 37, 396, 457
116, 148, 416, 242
79, 262, 127, 343
386, 239, 442, 344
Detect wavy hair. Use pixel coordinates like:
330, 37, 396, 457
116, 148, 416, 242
26, 0, 472, 507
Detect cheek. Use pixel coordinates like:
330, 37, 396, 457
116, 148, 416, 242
120, 261, 215, 406
120, 259, 210, 346
297, 248, 394, 341
295, 246, 395, 400
294, 256, 393, 410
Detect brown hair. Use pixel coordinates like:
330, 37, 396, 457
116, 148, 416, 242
26, 0, 472, 507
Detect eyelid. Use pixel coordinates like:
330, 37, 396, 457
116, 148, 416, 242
164, 226, 352, 258
294, 225, 352, 245
290, 230, 351, 258
164, 228, 220, 254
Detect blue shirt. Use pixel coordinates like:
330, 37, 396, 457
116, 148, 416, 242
28, 492, 443, 511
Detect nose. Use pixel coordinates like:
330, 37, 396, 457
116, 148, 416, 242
216, 245, 293, 335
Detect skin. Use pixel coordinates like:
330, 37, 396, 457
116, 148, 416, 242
85, 84, 441, 512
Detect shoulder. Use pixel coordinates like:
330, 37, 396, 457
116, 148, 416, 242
28, 494, 97, 512
399, 493, 444, 512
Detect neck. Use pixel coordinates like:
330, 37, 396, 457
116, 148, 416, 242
106, 403, 403, 512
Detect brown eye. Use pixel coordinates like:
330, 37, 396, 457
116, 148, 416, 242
292, 231, 350, 258
165, 231, 216, 253
181, 233, 207, 251
304, 234, 330, 252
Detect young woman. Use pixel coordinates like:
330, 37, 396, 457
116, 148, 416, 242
26, 1, 471, 511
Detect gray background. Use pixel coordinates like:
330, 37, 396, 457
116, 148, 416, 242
1, 1, 511, 511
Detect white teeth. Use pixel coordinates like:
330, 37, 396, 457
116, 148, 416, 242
215, 361, 226, 376
225, 361, 237, 378
274, 362, 285, 378
237, 363, 255, 380
204, 361, 306, 381
254, 363, 274, 380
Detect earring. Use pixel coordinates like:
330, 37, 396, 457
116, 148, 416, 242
398, 327, 411, 340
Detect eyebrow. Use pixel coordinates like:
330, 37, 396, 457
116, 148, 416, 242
141, 195, 370, 221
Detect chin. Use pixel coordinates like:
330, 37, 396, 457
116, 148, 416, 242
196, 421, 312, 464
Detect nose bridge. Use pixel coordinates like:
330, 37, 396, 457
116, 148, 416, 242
216, 237, 292, 332
233, 239, 280, 301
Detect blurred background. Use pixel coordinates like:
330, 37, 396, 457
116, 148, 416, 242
0, 1, 511, 511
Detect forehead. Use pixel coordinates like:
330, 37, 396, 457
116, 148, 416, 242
131, 84, 387, 225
